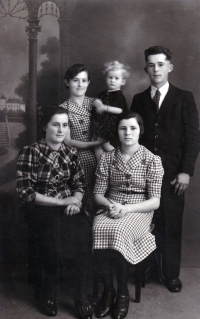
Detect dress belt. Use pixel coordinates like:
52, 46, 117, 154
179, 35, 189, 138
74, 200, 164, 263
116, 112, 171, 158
116, 190, 147, 195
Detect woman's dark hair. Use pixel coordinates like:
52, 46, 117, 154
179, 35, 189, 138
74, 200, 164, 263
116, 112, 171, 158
116, 111, 144, 137
64, 64, 90, 88
41, 106, 68, 128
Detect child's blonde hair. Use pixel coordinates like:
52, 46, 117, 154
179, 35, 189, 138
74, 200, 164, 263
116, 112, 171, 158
103, 60, 130, 79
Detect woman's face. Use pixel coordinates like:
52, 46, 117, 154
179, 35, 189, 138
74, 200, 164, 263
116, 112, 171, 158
44, 113, 69, 149
66, 71, 90, 98
118, 117, 140, 146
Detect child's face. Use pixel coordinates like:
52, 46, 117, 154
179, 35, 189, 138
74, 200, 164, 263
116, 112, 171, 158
106, 69, 126, 91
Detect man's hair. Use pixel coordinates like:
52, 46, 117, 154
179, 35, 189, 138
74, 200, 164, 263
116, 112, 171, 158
144, 46, 172, 61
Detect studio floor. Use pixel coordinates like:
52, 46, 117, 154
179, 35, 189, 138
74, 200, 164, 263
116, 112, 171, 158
1, 264, 200, 319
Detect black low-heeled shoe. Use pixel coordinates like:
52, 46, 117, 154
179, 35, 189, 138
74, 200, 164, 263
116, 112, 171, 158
74, 298, 93, 319
164, 278, 182, 292
95, 289, 116, 318
41, 299, 58, 316
113, 295, 129, 319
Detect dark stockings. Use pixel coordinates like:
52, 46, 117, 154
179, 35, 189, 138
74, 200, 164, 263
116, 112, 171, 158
94, 250, 129, 296
94, 249, 114, 293
74, 252, 91, 303
113, 250, 129, 296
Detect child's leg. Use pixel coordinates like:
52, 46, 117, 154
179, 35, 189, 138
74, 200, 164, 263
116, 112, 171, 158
102, 142, 114, 152
93, 144, 103, 161
92, 136, 107, 161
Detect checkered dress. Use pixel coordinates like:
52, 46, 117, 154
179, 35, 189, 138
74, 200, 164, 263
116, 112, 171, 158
93, 146, 164, 265
60, 97, 97, 215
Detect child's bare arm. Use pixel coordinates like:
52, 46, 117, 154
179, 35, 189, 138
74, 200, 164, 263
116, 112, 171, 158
65, 134, 106, 150
93, 99, 122, 115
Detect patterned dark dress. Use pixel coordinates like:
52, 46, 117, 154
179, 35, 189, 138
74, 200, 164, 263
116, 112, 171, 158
60, 97, 97, 215
92, 90, 128, 142
93, 146, 164, 264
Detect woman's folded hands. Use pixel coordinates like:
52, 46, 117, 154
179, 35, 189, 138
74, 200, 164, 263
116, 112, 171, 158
107, 202, 128, 219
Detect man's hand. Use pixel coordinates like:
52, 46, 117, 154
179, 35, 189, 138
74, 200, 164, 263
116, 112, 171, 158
170, 173, 190, 195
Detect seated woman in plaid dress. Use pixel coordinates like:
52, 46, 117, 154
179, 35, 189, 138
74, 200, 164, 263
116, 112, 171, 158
17, 107, 93, 319
93, 112, 164, 319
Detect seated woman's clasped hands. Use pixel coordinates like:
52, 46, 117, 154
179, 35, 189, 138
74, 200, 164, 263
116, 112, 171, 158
17, 107, 93, 319
93, 112, 164, 319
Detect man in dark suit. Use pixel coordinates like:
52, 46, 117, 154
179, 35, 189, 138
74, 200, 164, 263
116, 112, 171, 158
131, 46, 200, 292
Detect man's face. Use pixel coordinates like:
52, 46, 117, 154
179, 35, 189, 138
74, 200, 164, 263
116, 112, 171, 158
145, 53, 173, 89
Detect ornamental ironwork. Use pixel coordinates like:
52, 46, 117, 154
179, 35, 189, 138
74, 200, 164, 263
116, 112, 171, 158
0, 0, 29, 19
38, 1, 60, 19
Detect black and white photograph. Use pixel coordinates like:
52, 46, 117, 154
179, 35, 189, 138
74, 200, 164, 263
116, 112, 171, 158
0, 1, 200, 318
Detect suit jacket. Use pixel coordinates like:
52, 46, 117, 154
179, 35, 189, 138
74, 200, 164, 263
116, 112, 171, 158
131, 83, 200, 178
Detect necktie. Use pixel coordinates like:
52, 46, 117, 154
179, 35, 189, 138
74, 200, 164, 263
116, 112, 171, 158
153, 90, 161, 113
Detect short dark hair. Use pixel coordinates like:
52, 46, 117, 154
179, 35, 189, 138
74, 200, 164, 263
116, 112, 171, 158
64, 64, 90, 88
41, 106, 68, 128
144, 46, 172, 62
116, 111, 144, 137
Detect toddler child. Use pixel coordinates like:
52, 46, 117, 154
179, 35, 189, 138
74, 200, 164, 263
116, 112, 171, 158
92, 60, 130, 160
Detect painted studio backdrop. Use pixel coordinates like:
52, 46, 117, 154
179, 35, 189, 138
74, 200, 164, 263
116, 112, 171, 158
0, 0, 200, 276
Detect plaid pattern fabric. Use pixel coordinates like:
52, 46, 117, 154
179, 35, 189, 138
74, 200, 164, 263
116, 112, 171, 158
60, 97, 97, 214
16, 139, 86, 203
93, 146, 164, 264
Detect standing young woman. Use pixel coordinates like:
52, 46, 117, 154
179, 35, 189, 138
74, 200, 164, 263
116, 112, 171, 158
60, 64, 104, 217
93, 112, 164, 319
17, 107, 93, 319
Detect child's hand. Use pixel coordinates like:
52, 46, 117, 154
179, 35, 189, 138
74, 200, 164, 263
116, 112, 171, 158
93, 99, 106, 114
93, 99, 102, 108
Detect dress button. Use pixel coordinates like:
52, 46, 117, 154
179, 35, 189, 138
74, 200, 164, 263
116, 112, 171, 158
155, 123, 158, 126
154, 147, 158, 152
126, 182, 130, 188
155, 135, 158, 138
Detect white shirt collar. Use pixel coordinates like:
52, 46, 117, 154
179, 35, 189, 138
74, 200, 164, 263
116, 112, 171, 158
151, 82, 169, 108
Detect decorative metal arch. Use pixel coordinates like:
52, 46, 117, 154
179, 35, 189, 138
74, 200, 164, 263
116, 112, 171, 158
0, 0, 29, 19
0, 0, 76, 143
26, 0, 76, 20
38, 2, 60, 19
23, 0, 77, 143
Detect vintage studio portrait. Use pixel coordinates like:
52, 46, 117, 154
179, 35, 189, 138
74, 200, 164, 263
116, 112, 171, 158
0, 1, 200, 319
